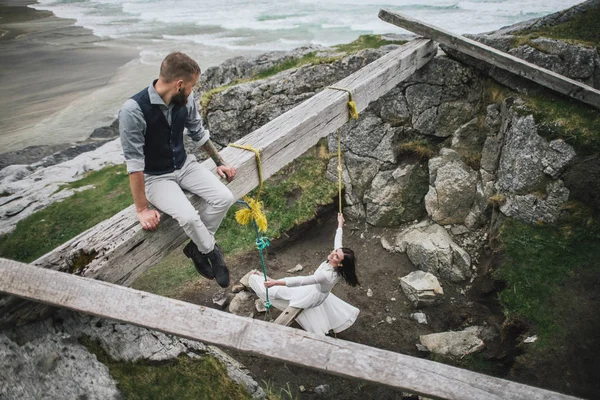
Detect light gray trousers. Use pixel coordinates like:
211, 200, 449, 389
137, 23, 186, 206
145, 155, 235, 253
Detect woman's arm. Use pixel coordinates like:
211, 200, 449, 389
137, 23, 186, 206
334, 213, 344, 249
264, 271, 329, 288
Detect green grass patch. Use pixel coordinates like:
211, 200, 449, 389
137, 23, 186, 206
518, 91, 600, 154
0, 164, 131, 263
513, 3, 600, 49
494, 208, 600, 347
133, 143, 337, 297
80, 336, 253, 400
333, 34, 407, 53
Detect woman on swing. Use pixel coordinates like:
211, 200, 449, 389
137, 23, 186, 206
249, 213, 360, 336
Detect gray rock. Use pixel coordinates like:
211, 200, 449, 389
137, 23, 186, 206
419, 326, 485, 357
400, 270, 444, 308
425, 149, 478, 225
451, 118, 487, 156
500, 179, 570, 224
0, 333, 120, 400
1, 311, 266, 399
229, 291, 257, 317
496, 113, 575, 194
0, 139, 125, 235
364, 163, 429, 227
509, 38, 599, 85
314, 384, 331, 395
411, 312, 429, 324
393, 221, 472, 282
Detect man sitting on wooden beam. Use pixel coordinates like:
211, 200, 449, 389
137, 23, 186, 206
118, 52, 236, 288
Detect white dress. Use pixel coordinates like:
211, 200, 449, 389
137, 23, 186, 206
249, 227, 359, 336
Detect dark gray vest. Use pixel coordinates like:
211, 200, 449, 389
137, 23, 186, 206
131, 83, 188, 175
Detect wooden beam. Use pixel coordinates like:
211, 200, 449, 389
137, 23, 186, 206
0, 38, 436, 326
0, 258, 581, 400
378, 10, 600, 110
273, 306, 302, 326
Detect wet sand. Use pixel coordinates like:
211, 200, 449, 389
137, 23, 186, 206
0, 0, 139, 155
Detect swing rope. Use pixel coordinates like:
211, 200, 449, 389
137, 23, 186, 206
229, 144, 267, 233
337, 128, 343, 214
327, 86, 358, 213
229, 143, 271, 310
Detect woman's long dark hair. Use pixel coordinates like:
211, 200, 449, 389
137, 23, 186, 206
337, 247, 359, 287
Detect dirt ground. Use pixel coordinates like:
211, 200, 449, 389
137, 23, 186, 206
178, 205, 517, 399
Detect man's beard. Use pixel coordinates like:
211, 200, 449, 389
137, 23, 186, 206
172, 91, 187, 106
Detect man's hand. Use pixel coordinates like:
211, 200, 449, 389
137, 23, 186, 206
217, 164, 236, 182
138, 208, 161, 230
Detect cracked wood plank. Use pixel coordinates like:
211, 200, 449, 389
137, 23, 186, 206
0, 258, 582, 400
0, 38, 436, 326
379, 9, 600, 110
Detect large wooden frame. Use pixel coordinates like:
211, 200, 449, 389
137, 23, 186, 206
0, 258, 581, 400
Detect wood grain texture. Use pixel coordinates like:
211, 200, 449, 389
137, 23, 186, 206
379, 10, 600, 110
0, 39, 436, 326
273, 306, 303, 326
0, 258, 581, 400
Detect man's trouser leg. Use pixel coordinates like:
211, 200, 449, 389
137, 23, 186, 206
176, 155, 235, 242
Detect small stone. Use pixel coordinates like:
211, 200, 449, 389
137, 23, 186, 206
212, 290, 229, 308
367, 288, 373, 297
255, 299, 267, 313
391, 297, 396, 301
299, 385, 306, 393
314, 384, 330, 395
287, 264, 303, 273
411, 312, 428, 324
416, 343, 429, 352
523, 335, 538, 344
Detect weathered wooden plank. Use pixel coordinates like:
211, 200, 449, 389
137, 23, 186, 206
273, 306, 303, 326
0, 38, 436, 326
378, 10, 600, 110
0, 258, 581, 400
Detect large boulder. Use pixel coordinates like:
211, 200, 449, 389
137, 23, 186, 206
400, 270, 444, 307
390, 220, 472, 282
425, 149, 479, 226
419, 326, 486, 357
496, 112, 575, 194
363, 162, 429, 227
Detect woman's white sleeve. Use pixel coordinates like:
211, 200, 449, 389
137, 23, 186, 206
334, 227, 343, 249
283, 271, 328, 287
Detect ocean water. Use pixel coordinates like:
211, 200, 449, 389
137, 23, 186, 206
10, 0, 582, 153
33, 0, 583, 64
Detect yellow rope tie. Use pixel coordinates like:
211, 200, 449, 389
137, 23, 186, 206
229, 143, 268, 232
337, 128, 343, 214
326, 86, 359, 120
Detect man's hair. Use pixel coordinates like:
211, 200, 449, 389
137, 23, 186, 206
159, 52, 201, 83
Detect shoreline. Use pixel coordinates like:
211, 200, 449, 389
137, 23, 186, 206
0, 0, 140, 158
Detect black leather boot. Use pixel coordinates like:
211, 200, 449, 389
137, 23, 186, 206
206, 244, 230, 288
183, 241, 215, 280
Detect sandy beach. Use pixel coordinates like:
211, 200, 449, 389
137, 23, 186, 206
0, 0, 140, 156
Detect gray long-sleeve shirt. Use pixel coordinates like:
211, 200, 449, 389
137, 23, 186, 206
118, 82, 210, 173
